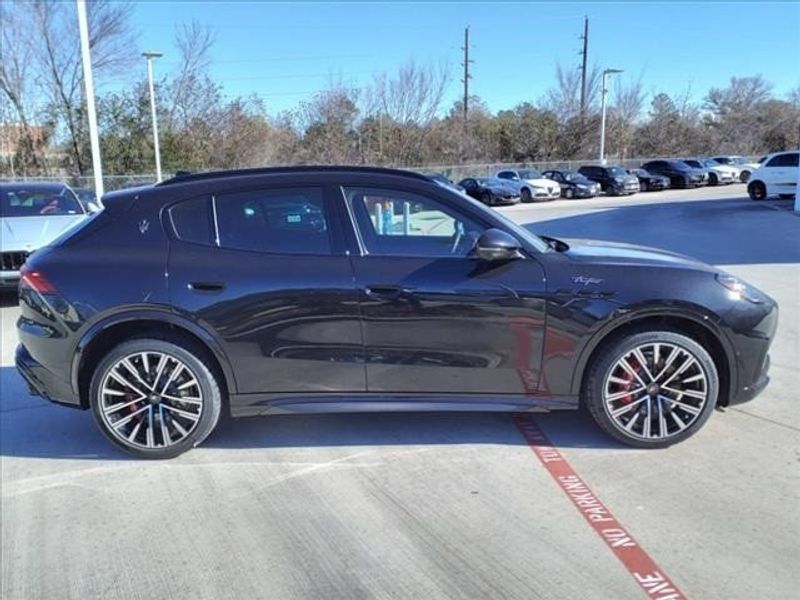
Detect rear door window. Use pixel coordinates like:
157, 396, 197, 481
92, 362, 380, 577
214, 187, 331, 255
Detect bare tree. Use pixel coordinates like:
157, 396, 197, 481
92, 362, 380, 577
364, 61, 450, 165
165, 20, 216, 130
30, 0, 137, 174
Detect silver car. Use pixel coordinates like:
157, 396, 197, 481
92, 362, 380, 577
1, 183, 91, 288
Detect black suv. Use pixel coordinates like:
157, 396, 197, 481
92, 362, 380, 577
641, 160, 706, 188
577, 165, 640, 195
16, 167, 777, 458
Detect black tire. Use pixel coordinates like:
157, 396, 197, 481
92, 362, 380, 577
708, 173, 718, 186
480, 191, 493, 206
583, 330, 718, 449
520, 188, 532, 203
90, 336, 223, 459
740, 170, 750, 183
564, 187, 574, 199
640, 181, 648, 192
748, 181, 767, 201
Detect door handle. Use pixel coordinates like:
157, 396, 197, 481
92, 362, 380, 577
188, 281, 226, 293
365, 285, 409, 299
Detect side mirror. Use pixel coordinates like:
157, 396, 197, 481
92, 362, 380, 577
471, 228, 523, 262
86, 202, 101, 214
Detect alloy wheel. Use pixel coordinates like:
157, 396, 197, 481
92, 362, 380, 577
98, 351, 204, 449
602, 342, 708, 441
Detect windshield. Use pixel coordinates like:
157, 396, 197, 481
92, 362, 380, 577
631, 169, 646, 176
562, 171, 583, 182
607, 166, 627, 177
0, 186, 84, 218
517, 169, 542, 180
684, 160, 702, 168
703, 159, 718, 167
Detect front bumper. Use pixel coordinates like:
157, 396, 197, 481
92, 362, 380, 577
726, 300, 778, 406
532, 188, 561, 200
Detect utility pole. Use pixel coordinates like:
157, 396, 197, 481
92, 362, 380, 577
461, 26, 473, 127
579, 16, 589, 116
76, 0, 104, 197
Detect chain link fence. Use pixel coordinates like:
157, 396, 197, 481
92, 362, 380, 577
0, 155, 760, 194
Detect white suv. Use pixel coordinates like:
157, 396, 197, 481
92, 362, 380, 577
747, 150, 799, 201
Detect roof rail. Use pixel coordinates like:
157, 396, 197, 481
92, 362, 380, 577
157, 165, 432, 187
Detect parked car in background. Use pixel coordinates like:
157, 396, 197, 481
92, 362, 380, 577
711, 155, 760, 182
640, 160, 706, 188
541, 169, 601, 199
423, 172, 465, 193
627, 168, 670, 192
746, 150, 799, 201
683, 159, 737, 186
577, 165, 639, 195
458, 177, 520, 206
1, 183, 89, 288
495, 168, 560, 202
15, 166, 778, 457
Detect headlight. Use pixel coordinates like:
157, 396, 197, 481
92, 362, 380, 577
716, 273, 763, 304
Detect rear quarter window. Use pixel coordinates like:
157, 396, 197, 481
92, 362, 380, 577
170, 196, 212, 245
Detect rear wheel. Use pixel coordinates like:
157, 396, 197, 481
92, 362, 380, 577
584, 331, 718, 448
90, 337, 222, 459
748, 181, 767, 201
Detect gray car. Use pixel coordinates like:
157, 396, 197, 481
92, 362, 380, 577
1, 183, 90, 288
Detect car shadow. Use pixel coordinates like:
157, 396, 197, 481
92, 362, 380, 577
524, 197, 799, 265
0, 367, 625, 461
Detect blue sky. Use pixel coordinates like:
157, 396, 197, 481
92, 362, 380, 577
121, 1, 800, 115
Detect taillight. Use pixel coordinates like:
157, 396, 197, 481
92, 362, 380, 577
19, 265, 56, 294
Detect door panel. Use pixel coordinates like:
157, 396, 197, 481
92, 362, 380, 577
167, 187, 365, 395
352, 256, 546, 394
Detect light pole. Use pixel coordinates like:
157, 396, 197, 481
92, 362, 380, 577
76, 0, 104, 197
142, 51, 163, 182
599, 68, 623, 165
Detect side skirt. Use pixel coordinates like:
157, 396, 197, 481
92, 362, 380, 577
228, 393, 579, 418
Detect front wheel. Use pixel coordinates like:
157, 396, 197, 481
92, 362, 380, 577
564, 188, 574, 199
748, 181, 767, 201
520, 188, 532, 203
708, 173, 718, 186
740, 170, 750, 183
90, 337, 223, 459
480, 191, 493, 205
583, 331, 718, 448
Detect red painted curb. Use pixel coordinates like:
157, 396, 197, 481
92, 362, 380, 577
513, 414, 687, 600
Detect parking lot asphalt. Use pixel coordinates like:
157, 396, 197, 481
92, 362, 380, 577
1, 185, 798, 600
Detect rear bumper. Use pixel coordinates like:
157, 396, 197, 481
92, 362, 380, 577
15, 344, 83, 409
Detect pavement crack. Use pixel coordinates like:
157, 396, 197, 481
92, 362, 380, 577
728, 407, 800, 433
